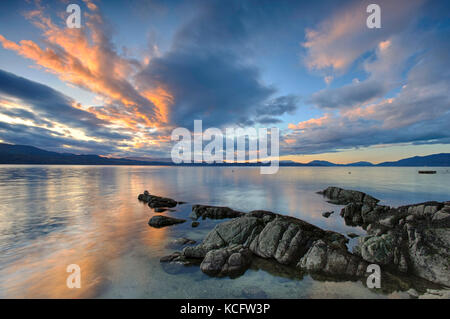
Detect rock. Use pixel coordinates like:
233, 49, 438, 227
138, 191, 178, 208
406, 227, 450, 285
190, 205, 245, 220
322, 211, 334, 218
419, 289, 450, 299
358, 233, 397, 265
318, 186, 379, 206
183, 215, 264, 258
154, 207, 167, 213
200, 245, 252, 277
249, 216, 348, 265
183, 209, 354, 280
242, 286, 268, 299
407, 288, 419, 298
148, 215, 186, 228
347, 233, 359, 238
159, 252, 200, 275
160, 251, 183, 263
297, 240, 368, 277
191, 221, 200, 228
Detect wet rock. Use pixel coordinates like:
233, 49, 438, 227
183, 215, 264, 258
138, 191, 178, 208
297, 240, 368, 277
191, 221, 200, 228
148, 215, 186, 228
407, 288, 419, 298
328, 187, 450, 286
200, 244, 252, 277
160, 252, 200, 275
322, 211, 334, 218
318, 186, 379, 206
154, 207, 167, 213
419, 288, 450, 299
184, 209, 353, 278
249, 216, 348, 265
190, 205, 245, 220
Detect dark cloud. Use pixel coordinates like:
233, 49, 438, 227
0, 121, 123, 155
309, 80, 386, 109
137, 44, 276, 130
0, 69, 129, 142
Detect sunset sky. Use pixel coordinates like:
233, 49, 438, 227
0, 0, 449, 163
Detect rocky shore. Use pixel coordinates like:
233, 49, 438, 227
138, 188, 450, 294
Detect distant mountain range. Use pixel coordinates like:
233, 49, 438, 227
1, 143, 450, 166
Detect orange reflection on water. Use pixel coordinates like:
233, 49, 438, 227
0, 166, 170, 298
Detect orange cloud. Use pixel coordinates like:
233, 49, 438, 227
288, 114, 330, 130
0, 2, 174, 150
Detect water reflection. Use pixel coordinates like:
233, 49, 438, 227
0, 166, 449, 298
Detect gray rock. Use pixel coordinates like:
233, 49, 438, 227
322, 211, 334, 218
183, 216, 264, 258
200, 245, 252, 277
297, 240, 368, 277
191, 221, 200, 228
407, 288, 419, 298
419, 288, 450, 299
318, 186, 379, 206
148, 215, 186, 228
138, 191, 178, 208
190, 205, 245, 220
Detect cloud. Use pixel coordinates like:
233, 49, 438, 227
302, 0, 425, 78
136, 50, 275, 129
309, 80, 385, 109
0, 69, 128, 141
285, 34, 450, 154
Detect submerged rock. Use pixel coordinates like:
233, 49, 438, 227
191, 221, 200, 228
148, 215, 186, 228
322, 211, 334, 218
190, 205, 245, 220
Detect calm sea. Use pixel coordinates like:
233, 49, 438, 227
0, 165, 449, 298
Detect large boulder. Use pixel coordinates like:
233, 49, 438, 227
183, 215, 264, 258
200, 244, 252, 277
190, 205, 245, 220
297, 240, 368, 277
249, 216, 348, 265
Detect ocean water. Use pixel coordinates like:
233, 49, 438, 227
0, 165, 449, 299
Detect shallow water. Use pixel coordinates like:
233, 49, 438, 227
0, 165, 449, 298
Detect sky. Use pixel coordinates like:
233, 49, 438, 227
0, 0, 449, 164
